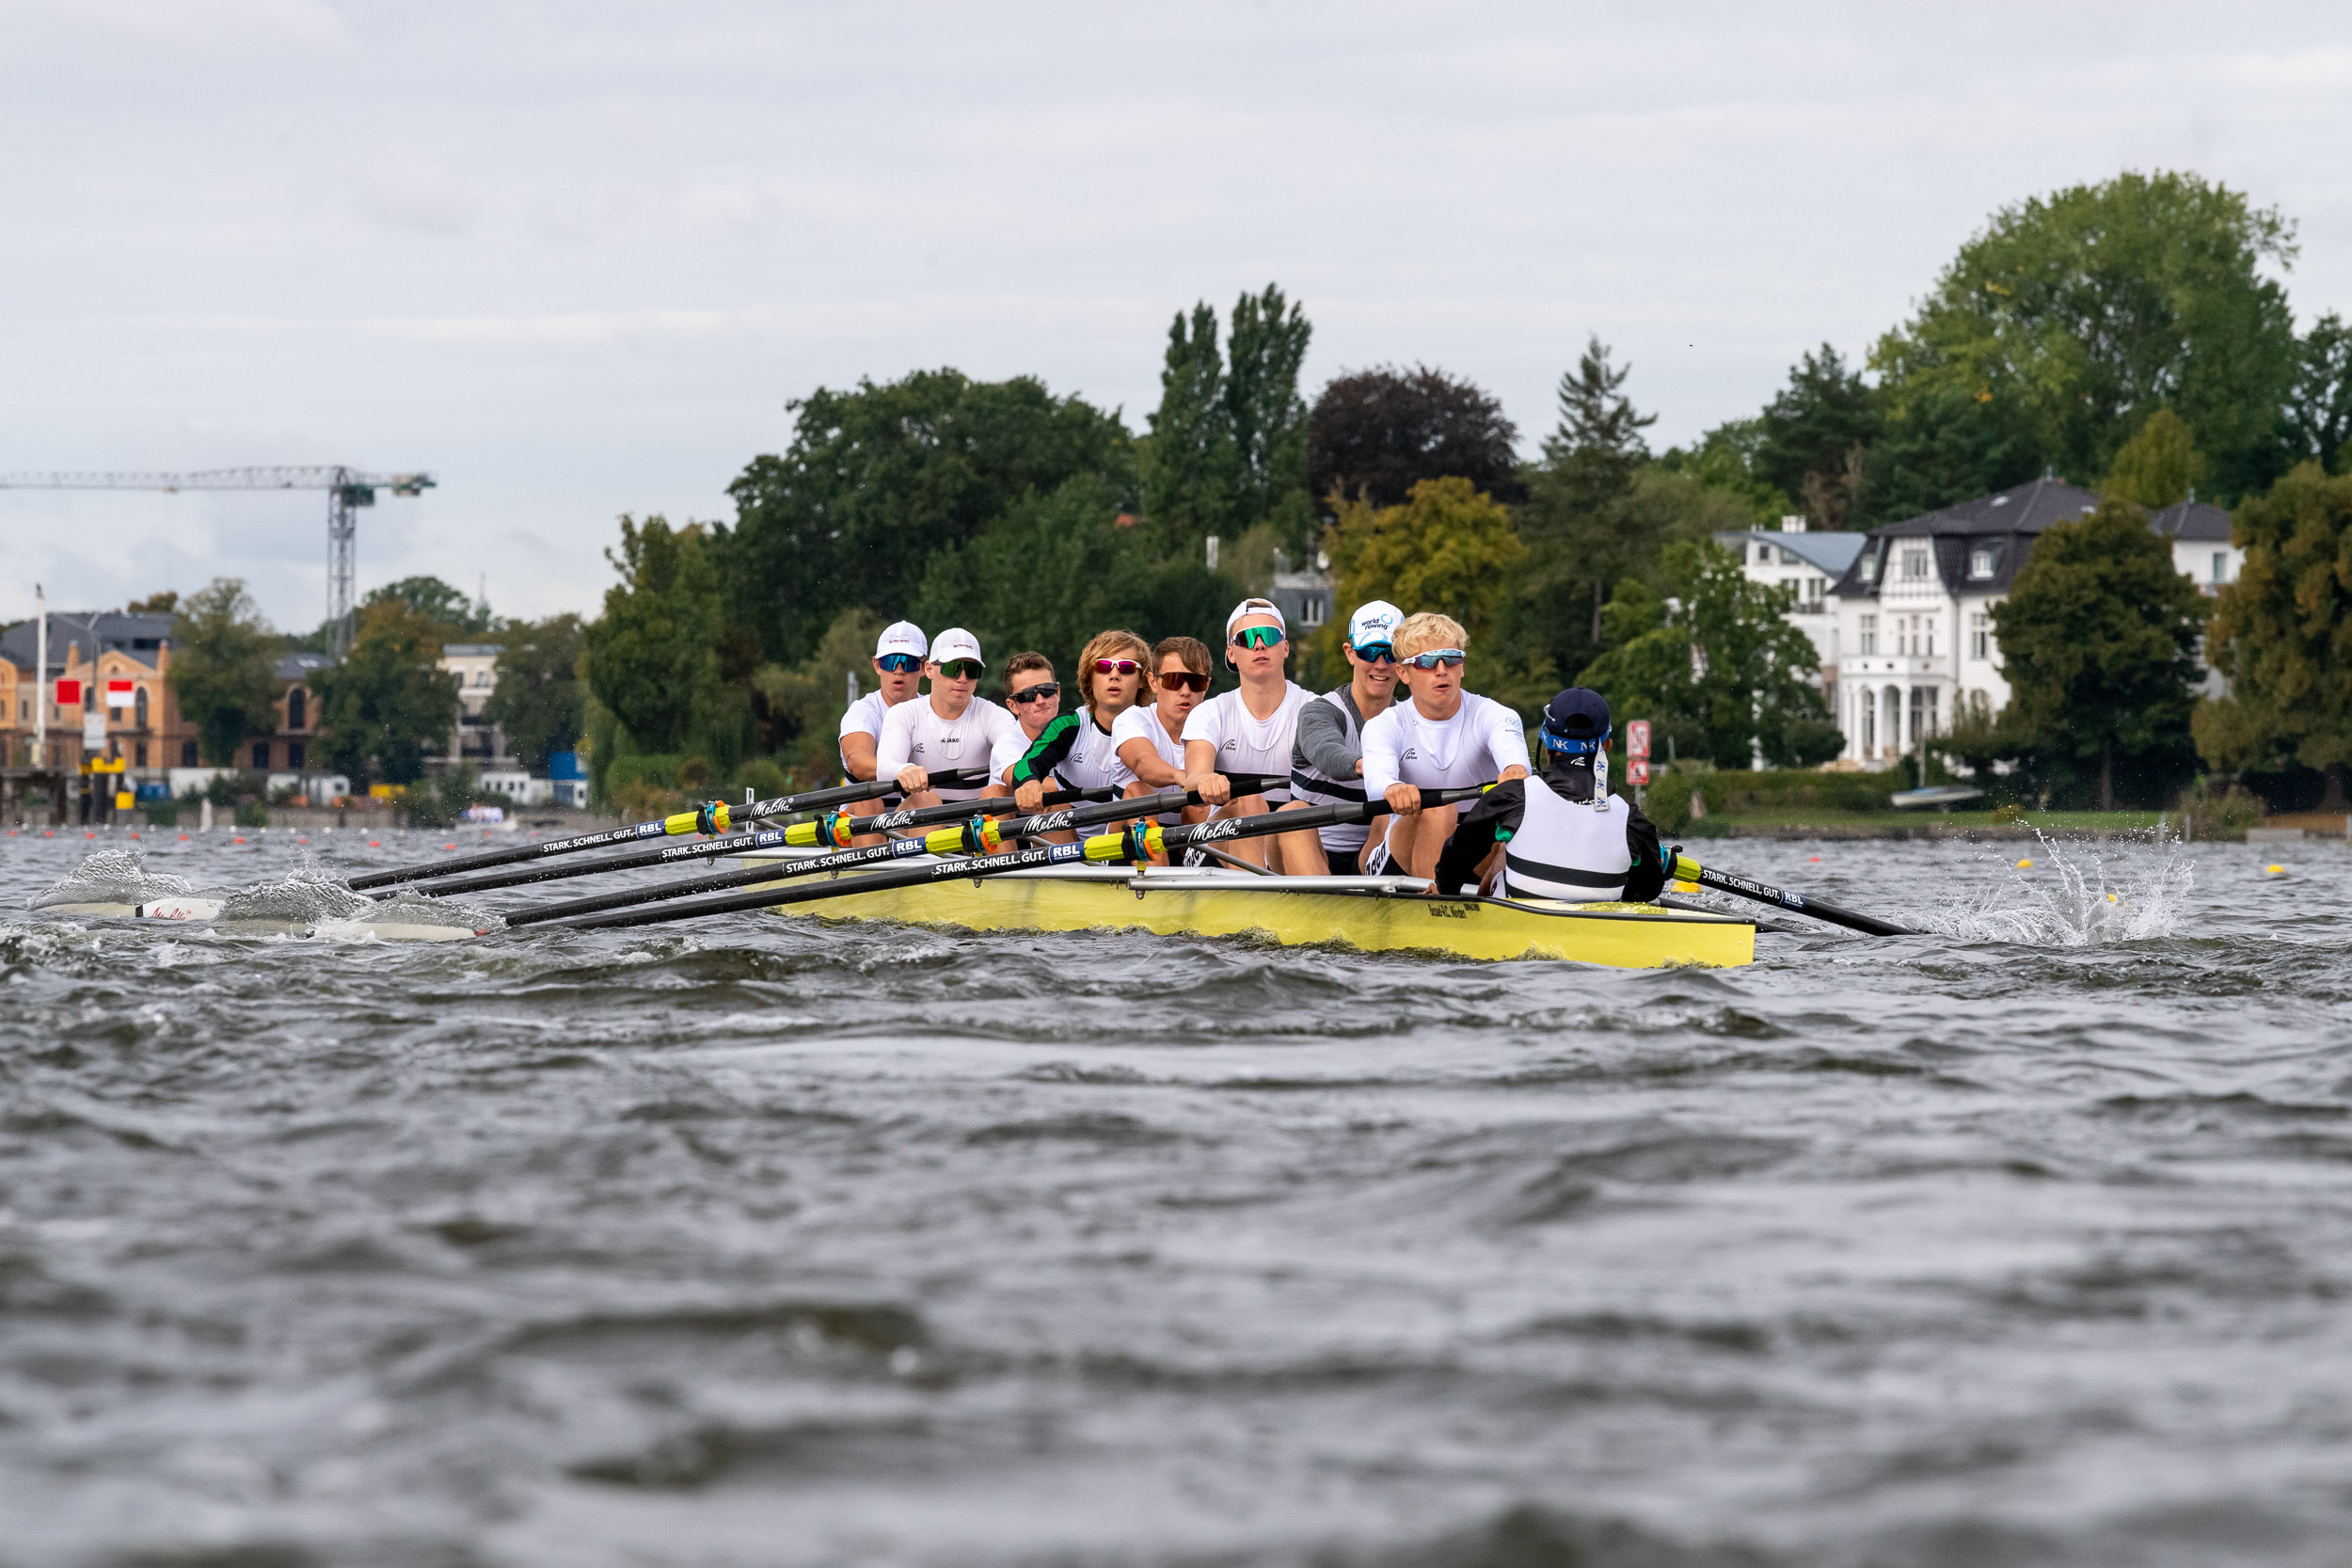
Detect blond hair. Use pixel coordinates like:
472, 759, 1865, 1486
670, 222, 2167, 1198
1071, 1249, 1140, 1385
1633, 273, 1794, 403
1076, 628, 1152, 709
1394, 612, 1468, 660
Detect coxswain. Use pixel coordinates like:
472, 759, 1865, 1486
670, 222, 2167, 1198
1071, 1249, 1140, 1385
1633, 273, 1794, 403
1279, 598, 1402, 876
1009, 629, 1150, 811
1181, 597, 1311, 869
1432, 687, 1669, 903
875, 627, 1028, 808
1359, 612, 1529, 880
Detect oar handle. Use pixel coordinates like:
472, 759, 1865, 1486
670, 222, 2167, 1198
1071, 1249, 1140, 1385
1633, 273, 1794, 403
1669, 849, 1917, 938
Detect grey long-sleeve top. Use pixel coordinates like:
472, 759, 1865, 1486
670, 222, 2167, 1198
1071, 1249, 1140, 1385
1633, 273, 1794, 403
1292, 688, 1365, 780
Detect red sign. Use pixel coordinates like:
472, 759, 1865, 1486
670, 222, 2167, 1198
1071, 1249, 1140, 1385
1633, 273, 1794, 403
1627, 720, 1651, 760
1629, 757, 1651, 785
54, 678, 81, 705
105, 679, 135, 707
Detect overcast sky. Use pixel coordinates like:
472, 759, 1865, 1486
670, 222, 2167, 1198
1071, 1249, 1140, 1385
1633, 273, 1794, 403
5, 1, 2350, 631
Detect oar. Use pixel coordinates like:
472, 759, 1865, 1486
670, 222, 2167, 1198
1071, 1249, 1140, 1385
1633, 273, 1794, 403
534, 787, 1488, 934
488, 772, 1289, 927
388, 784, 1121, 900
1666, 848, 1916, 937
343, 770, 990, 891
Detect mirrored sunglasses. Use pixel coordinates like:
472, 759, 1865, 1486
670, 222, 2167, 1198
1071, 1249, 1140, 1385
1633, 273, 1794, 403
1354, 642, 1396, 664
1092, 658, 1142, 675
936, 659, 985, 679
1231, 626, 1286, 651
1404, 649, 1465, 670
1007, 682, 1060, 705
1155, 669, 1209, 692
876, 653, 922, 673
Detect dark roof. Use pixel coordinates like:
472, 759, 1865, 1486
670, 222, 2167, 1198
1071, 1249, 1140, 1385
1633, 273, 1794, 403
1713, 530, 1867, 578
0, 610, 177, 673
1832, 479, 2231, 600
275, 651, 333, 682
2148, 499, 2233, 543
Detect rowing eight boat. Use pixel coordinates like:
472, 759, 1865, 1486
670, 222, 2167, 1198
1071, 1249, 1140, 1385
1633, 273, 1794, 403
734, 852, 1756, 968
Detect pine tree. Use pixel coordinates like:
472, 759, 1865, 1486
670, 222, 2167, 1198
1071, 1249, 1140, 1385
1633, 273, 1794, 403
1142, 303, 1239, 542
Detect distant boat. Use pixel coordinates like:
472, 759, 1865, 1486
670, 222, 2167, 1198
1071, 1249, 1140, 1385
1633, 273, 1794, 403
1889, 784, 1984, 811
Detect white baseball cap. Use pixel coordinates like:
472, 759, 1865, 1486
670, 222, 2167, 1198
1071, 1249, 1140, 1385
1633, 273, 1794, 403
875, 621, 928, 660
930, 626, 985, 667
1348, 600, 1403, 652
1224, 596, 1286, 641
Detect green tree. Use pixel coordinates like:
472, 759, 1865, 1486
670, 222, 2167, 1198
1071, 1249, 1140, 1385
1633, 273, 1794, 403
910, 474, 1241, 685
484, 612, 587, 769
1321, 477, 1529, 696
167, 578, 278, 766
366, 575, 495, 637
1577, 541, 1835, 768
585, 516, 739, 765
2194, 462, 2352, 807
310, 600, 461, 786
1994, 501, 2207, 809
2104, 408, 2207, 508
1753, 344, 1883, 530
1517, 336, 1661, 665
1655, 417, 1792, 526
1871, 170, 2297, 502
723, 370, 1132, 664
2282, 312, 2352, 474
1307, 365, 1525, 514
753, 607, 886, 760
1142, 284, 1314, 548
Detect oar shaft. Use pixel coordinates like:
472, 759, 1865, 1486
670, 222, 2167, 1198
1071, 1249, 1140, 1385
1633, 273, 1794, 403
396, 785, 1116, 900
343, 769, 988, 891
503, 787, 1194, 928
536, 785, 1485, 934
1669, 852, 1915, 937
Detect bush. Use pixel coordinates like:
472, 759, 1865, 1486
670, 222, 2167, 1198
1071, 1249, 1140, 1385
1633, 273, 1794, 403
145, 801, 180, 829
232, 800, 269, 829
603, 752, 687, 800
729, 756, 792, 802
1642, 767, 1897, 833
403, 767, 478, 829
2174, 778, 2265, 841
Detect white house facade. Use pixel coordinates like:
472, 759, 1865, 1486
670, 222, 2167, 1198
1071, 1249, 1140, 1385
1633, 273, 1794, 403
1710, 517, 1867, 673
1799, 478, 2241, 769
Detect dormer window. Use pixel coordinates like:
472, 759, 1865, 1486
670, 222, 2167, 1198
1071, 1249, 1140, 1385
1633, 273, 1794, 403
1901, 546, 1931, 580
1967, 541, 2004, 580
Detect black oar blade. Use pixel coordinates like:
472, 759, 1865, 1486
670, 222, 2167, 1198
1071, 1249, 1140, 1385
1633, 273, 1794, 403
1671, 852, 1916, 938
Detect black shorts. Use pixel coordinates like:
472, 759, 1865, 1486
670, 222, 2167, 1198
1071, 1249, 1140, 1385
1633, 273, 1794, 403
1327, 847, 1360, 877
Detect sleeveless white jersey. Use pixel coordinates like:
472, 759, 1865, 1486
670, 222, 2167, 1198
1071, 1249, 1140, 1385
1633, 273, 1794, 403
1502, 774, 1634, 902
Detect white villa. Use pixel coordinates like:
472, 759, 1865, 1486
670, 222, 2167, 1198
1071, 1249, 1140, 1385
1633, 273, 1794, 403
1727, 478, 2240, 770
1711, 517, 1867, 670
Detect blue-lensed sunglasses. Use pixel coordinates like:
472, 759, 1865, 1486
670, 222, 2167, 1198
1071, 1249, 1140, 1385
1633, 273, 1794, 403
1404, 648, 1465, 670
1354, 641, 1396, 664
876, 653, 922, 673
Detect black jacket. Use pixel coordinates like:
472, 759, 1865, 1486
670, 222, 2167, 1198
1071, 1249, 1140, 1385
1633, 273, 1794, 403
1433, 756, 1668, 901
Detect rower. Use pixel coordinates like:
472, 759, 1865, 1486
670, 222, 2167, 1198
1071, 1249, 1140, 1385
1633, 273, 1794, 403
1009, 629, 1149, 812
1433, 687, 1669, 904
1110, 636, 1214, 857
875, 627, 1028, 808
1279, 598, 1402, 876
1000, 651, 1062, 757
1359, 611, 1529, 881
1181, 597, 1311, 869
838, 621, 929, 838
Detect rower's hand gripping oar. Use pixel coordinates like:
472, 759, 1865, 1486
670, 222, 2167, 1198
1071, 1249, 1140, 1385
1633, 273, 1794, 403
495, 773, 1295, 928
1666, 847, 1917, 937
536, 787, 1487, 934
343, 769, 991, 892
389, 784, 1126, 900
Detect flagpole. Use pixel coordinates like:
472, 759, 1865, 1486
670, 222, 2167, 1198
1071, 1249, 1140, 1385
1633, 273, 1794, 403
32, 583, 44, 768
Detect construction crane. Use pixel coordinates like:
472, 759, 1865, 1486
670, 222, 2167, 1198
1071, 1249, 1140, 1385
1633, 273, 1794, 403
0, 466, 437, 657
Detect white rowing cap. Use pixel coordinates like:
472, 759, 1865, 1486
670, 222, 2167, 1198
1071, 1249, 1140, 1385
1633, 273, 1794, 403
1347, 599, 1403, 651
875, 621, 928, 660
930, 626, 985, 666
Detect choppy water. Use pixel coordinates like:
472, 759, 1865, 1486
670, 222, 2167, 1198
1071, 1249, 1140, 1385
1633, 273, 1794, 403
2, 823, 2348, 1567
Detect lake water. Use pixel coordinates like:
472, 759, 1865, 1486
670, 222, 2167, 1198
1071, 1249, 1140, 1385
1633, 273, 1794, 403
2, 824, 2347, 1566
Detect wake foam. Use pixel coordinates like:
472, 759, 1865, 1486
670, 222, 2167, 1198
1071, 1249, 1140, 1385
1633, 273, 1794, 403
1927, 833, 2192, 946
28, 849, 192, 910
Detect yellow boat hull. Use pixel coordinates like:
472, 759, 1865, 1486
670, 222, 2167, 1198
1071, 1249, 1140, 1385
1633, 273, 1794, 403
755, 865, 1753, 969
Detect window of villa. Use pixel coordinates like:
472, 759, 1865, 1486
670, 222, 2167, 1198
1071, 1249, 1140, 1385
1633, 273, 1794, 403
1968, 545, 1998, 578
2212, 552, 2228, 584
1971, 612, 1991, 660
1859, 614, 1877, 656
1903, 546, 1930, 579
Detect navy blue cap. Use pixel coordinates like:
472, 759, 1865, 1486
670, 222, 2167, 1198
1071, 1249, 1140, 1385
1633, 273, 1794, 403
1537, 688, 1611, 752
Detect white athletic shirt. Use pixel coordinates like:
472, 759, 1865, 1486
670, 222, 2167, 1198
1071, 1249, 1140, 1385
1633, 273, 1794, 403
875, 695, 1028, 801
837, 690, 893, 778
1108, 703, 1186, 787
1360, 692, 1529, 795
1182, 681, 1311, 801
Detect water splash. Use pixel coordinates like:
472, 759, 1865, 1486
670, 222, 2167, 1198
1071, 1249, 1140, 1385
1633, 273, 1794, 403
1929, 832, 2192, 945
27, 849, 193, 910
217, 868, 374, 925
